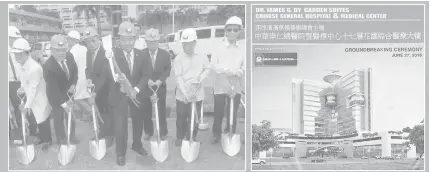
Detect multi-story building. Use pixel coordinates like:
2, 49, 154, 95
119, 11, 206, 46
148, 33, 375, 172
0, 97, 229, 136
292, 69, 373, 136
37, 5, 110, 34
9, 8, 62, 43
292, 78, 330, 135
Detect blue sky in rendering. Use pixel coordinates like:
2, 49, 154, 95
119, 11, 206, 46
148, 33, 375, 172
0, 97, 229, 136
252, 43, 425, 132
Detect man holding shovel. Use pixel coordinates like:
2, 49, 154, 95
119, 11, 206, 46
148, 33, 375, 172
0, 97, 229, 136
43, 35, 79, 146
174, 28, 211, 147
107, 21, 150, 166
210, 16, 245, 144
11, 38, 52, 149
141, 28, 171, 143
83, 27, 114, 148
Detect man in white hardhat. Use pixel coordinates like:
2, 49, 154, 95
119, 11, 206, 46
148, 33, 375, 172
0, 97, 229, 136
210, 16, 245, 144
9, 26, 27, 141
174, 28, 211, 147
68, 30, 92, 122
11, 38, 52, 149
107, 21, 150, 165
82, 27, 115, 149
43, 34, 79, 146
141, 28, 171, 144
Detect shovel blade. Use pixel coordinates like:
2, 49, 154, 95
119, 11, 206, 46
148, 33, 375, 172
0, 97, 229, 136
16, 144, 35, 165
89, 139, 106, 160
58, 144, 76, 165
180, 140, 200, 162
221, 133, 241, 157
150, 140, 169, 162
198, 123, 209, 130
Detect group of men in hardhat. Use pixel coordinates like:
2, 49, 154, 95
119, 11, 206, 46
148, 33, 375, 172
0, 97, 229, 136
8, 15, 244, 166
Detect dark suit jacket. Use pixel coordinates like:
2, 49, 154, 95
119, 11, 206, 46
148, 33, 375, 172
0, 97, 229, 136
43, 52, 78, 108
141, 48, 171, 97
85, 46, 112, 110
108, 48, 151, 108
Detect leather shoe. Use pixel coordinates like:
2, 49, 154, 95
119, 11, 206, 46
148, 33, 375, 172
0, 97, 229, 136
117, 156, 125, 166
211, 137, 219, 144
70, 137, 80, 145
34, 138, 51, 145
132, 147, 148, 156
143, 134, 151, 141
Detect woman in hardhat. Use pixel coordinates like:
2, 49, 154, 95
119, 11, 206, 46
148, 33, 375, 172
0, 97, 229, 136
174, 28, 211, 147
210, 16, 245, 144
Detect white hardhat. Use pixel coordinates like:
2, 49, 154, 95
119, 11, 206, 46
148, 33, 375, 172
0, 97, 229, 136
180, 28, 197, 42
9, 26, 22, 38
68, 30, 81, 40
10, 38, 31, 53
225, 16, 243, 28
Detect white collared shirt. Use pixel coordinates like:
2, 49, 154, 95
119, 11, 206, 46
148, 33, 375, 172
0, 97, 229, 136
210, 38, 245, 94
174, 52, 211, 102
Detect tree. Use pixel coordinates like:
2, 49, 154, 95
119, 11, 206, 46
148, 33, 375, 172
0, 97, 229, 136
252, 120, 280, 157
73, 5, 112, 36
402, 126, 412, 133
407, 124, 424, 156
19, 5, 38, 13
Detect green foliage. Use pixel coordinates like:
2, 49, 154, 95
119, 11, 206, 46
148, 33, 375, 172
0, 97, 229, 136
402, 126, 412, 133
139, 9, 172, 33
252, 120, 280, 156
407, 124, 424, 155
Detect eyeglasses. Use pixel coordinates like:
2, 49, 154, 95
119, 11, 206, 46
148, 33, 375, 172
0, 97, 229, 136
226, 28, 240, 33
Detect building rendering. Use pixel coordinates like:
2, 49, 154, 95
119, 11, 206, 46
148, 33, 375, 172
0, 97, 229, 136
292, 69, 373, 136
258, 69, 417, 159
292, 78, 329, 135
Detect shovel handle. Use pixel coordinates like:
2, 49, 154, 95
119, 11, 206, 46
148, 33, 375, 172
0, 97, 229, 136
92, 105, 99, 142
153, 101, 161, 142
148, 83, 160, 96
21, 108, 28, 146
229, 95, 234, 136
190, 102, 196, 142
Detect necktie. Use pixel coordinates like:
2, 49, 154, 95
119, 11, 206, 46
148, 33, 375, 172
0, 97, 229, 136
61, 61, 70, 80
126, 52, 132, 75
91, 50, 96, 67
150, 51, 155, 68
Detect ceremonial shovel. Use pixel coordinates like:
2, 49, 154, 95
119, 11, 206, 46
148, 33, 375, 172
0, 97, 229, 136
181, 82, 201, 162
58, 91, 77, 165
221, 78, 241, 157
88, 84, 106, 160
197, 98, 209, 130
149, 84, 169, 162
15, 93, 35, 165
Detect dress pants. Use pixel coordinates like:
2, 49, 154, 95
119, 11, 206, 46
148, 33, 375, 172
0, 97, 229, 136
176, 100, 201, 140
97, 95, 114, 139
140, 91, 167, 142
110, 105, 128, 157
10, 105, 39, 140
212, 94, 241, 140
51, 106, 76, 144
